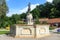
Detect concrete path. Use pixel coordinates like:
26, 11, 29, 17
40, 33, 60, 40
0, 33, 60, 40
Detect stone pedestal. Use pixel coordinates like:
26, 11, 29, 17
10, 24, 50, 38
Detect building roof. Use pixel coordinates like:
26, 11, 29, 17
47, 18, 60, 23
39, 18, 60, 23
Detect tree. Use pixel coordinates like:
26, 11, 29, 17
53, 0, 60, 5
32, 2, 54, 18
10, 14, 20, 24
31, 8, 40, 19
53, 0, 60, 11
0, 0, 8, 28
20, 13, 27, 20
0, 0, 8, 17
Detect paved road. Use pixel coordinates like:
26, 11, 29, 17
0, 33, 60, 40
40, 33, 60, 40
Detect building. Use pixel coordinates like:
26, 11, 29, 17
39, 18, 60, 27
47, 18, 60, 27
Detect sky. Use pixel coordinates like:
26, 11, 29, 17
6, 0, 53, 16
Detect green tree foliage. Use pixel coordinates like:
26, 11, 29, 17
31, 8, 40, 19
53, 0, 60, 11
35, 15, 40, 24
50, 8, 60, 18
8, 13, 26, 24
53, 0, 60, 5
20, 13, 26, 19
0, 0, 8, 17
0, 0, 8, 28
10, 14, 20, 24
31, 2, 54, 18
41, 2, 54, 18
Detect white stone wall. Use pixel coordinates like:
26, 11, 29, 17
15, 25, 35, 38
36, 25, 50, 38
10, 24, 50, 38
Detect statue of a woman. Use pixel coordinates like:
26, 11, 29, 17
26, 13, 33, 25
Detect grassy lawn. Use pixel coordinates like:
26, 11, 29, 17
49, 27, 57, 30
0, 31, 9, 35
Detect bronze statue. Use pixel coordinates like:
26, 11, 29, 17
28, 2, 31, 13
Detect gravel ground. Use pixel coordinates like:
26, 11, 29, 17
0, 33, 60, 40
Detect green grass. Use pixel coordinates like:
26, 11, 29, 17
0, 31, 9, 34
49, 27, 57, 30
